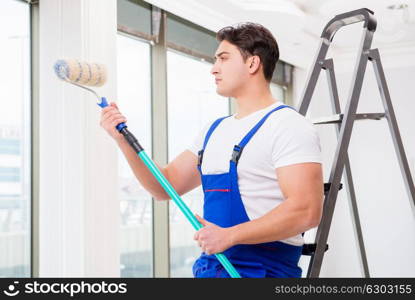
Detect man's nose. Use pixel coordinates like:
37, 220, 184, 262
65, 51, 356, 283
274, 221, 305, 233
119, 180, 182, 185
211, 62, 219, 75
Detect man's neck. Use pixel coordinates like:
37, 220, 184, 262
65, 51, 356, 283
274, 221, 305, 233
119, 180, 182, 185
233, 84, 277, 119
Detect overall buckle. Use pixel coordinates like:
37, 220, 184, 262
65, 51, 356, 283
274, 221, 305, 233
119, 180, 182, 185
198, 150, 204, 166
231, 145, 243, 164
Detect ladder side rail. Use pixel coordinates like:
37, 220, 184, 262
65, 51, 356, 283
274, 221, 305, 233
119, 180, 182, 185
325, 59, 370, 277
308, 29, 374, 277
369, 49, 415, 215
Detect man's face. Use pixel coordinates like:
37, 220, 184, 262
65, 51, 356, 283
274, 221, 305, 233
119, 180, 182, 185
211, 40, 251, 97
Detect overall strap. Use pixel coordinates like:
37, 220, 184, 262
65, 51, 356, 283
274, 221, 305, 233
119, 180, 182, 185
202, 116, 230, 150
197, 115, 231, 169
231, 105, 296, 164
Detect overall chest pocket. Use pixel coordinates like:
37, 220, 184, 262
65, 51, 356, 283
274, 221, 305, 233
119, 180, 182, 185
201, 173, 233, 228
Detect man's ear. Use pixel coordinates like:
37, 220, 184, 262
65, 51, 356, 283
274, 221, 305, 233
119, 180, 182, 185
248, 55, 261, 74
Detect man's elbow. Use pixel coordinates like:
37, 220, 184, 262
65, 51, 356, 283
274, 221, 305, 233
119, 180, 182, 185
154, 187, 185, 201
153, 192, 170, 201
307, 211, 322, 229
306, 200, 323, 229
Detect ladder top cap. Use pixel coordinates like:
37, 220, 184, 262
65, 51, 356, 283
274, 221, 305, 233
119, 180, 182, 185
321, 8, 377, 42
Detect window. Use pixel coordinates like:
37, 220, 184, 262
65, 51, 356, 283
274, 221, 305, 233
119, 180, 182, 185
167, 50, 230, 277
117, 0, 293, 277
0, 0, 31, 277
270, 83, 285, 103
117, 33, 153, 277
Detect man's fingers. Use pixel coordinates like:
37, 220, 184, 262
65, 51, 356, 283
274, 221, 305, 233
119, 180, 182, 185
195, 214, 208, 226
101, 106, 117, 117
101, 110, 117, 124
111, 118, 127, 127
101, 108, 120, 122
102, 113, 125, 126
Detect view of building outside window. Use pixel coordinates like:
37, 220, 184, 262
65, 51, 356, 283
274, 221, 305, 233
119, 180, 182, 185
0, 0, 31, 277
167, 50, 230, 277
117, 33, 153, 277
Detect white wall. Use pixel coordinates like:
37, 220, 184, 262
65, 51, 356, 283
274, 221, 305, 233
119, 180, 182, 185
294, 48, 415, 277
38, 0, 119, 277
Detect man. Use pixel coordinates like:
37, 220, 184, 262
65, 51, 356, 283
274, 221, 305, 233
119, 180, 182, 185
100, 22, 323, 278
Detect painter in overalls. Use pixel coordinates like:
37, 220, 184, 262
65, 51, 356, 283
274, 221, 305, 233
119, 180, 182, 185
192, 103, 322, 278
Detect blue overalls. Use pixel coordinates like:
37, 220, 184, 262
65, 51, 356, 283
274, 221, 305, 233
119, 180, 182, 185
192, 104, 304, 278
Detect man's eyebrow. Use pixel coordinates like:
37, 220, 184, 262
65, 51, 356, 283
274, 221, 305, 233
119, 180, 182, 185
214, 51, 230, 59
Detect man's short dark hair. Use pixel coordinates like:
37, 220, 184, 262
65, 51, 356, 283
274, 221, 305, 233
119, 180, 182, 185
216, 22, 279, 82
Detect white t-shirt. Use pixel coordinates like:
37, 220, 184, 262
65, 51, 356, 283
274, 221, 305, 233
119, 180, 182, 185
187, 101, 322, 246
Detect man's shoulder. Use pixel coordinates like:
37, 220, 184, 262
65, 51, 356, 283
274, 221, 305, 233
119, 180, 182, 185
266, 106, 315, 130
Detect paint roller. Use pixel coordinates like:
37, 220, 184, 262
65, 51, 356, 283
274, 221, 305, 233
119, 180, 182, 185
53, 59, 241, 278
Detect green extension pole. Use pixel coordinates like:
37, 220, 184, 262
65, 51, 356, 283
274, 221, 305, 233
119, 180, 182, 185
101, 99, 241, 278
138, 151, 241, 278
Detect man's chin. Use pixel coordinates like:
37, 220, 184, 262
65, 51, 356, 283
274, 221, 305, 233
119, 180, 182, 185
216, 88, 232, 98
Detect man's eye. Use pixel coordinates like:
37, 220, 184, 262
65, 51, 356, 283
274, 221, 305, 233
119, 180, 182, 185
214, 56, 226, 62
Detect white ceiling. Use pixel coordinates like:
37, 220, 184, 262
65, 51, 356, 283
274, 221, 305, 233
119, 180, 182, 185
145, 0, 415, 69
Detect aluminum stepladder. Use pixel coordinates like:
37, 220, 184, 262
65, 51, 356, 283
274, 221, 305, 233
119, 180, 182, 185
298, 8, 415, 278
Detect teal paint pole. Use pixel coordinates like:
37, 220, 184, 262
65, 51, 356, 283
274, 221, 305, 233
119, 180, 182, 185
138, 151, 241, 278
97, 97, 240, 278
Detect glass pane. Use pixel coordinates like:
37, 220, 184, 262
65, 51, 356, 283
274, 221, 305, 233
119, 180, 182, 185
167, 50, 229, 277
272, 61, 286, 85
167, 13, 218, 59
270, 82, 285, 103
117, 0, 152, 35
0, 0, 31, 277
117, 33, 153, 277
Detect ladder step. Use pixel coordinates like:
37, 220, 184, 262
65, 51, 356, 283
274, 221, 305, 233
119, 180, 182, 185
302, 243, 329, 256
324, 182, 343, 194
312, 113, 385, 125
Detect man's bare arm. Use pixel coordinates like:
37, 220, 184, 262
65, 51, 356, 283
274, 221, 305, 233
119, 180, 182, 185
100, 102, 201, 200
228, 162, 324, 245
117, 137, 201, 200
